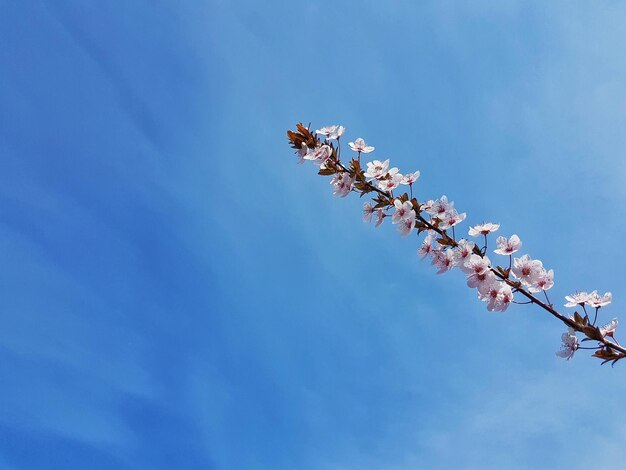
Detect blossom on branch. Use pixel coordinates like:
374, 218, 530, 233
392, 199, 415, 224
349, 138, 375, 154
556, 328, 579, 360
401, 171, 420, 185
364, 159, 391, 180
564, 291, 591, 308
494, 234, 522, 256
286, 122, 625, 365
468, 223, 500, 237
316, 125, 345, 140
586, 291, 612, 309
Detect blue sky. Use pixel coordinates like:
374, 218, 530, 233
2, 1, 626, 468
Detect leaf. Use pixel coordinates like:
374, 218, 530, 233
583, 325, 604, 342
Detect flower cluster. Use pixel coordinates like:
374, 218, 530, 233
287, 123, 625, 365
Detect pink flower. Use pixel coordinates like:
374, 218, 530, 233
600, 318, 618, 338
528, 268, 554, 293
315, 125, 345, 140
363, 202, 374, 223
478, 281, 514, 312
397, 216, 416, 237
461, 254, 491, 275
467, 270, 496, 290
494, 235, 522, 256
426, 195, 454, 218
564, 291, 591, 308
453, 239, 475, 266
374, 209, 385, 227
439, 209, 467, 229
401, 171, 420, 185
330, 173, 354, 197
303, 145, 332, 165
556, 328, 579, 360
586, 291, 612, 309
432, 248, 456, 274
363, 159, 390, 179
392, 199, 415, 224
418, 234, 434, 259
377, 171, 403, 193
348, 138, 375, 154
468, 223, 500, 237
512, 254, 543, 286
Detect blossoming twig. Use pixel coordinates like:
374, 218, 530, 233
287, 123, 625, 365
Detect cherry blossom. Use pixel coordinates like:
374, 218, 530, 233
467, 270, 496, 290
439, 209, 467, 230
316, 125, 345, 140
478, 281, 514, 312
432, 248, 455, 274
512, 255, 544, 287
564, 291, 591, 308
374, 209, 385, 227
401, 171, 420, 185
426, 195, 454, 218
397, 216, 416, 237
330, 173, 354, 197
528, 268, 554, 293
392, 199, 415, 224
556, 328, 579, 360
348, 138, 375, 154
303, 145, 332, 165
494, 234, 522, 256
287, 122, 625, 364
461, 254, 491, 276
418, 234, 434, 259
453, 239, 475, 266
363, 202, 374, 223
601, 318, 618, 338
377, 172, 404, 193
586, 291, 612, 309
468, 223, 500, 237
364, 159, 390, 179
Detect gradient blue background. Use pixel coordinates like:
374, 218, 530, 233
1, 1, 626, 469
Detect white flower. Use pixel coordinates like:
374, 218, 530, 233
468, 223, 500, 237
418, 234, 434, 259
478, 280, 514, 312
377, 172, 403, 193
421, 200, 435, 214
528, 268, 554, 293
401, 171, 420, 185
564, 291, 591, 308
426, 195, 454, 217
556, 328, 579, 360
494, 235, 522, 256
363, 159, 390, 179
600, 318, 618, 338
453, 239, 475, 266
374, 209, 385, 227
397, 216, 416, 237
439, 209, 466, 229
461, 254, 491, 275
392, 199, 415, 224
586, 291, 612, 309
303, 144, 332, 165
316, 125, 345, 140
348, 138, 375, 154
467, 270, 496, 290
512, 255, 543, 286
330, 173, 354, 197
296, 143, 308, 164
432, 248, 456, 274
363, 202, 374, 223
